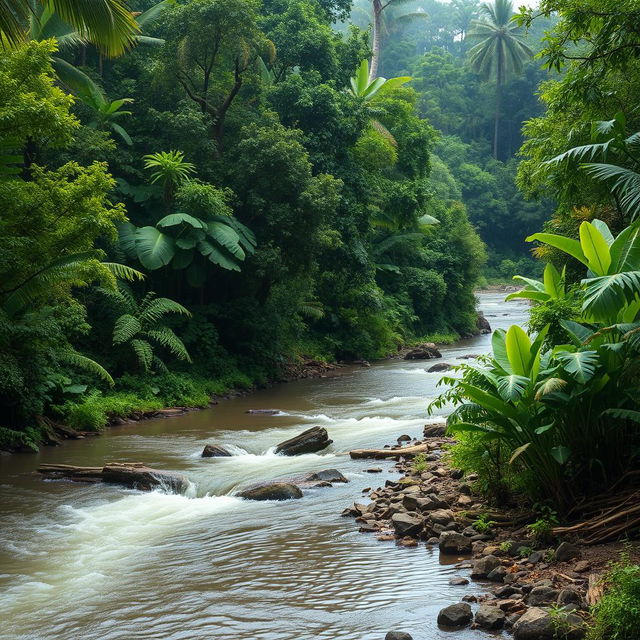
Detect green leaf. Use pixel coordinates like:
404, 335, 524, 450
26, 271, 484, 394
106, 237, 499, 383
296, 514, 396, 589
543, 262, 563, 298
113, 314, 141, 344
207, 221, 244, 259
579, 221, 611, 276
560, 320, 593, 345
157, 213, 208, 230
509, 442, 531, 464
526, 232, 588, 267
134, 227, 175, 270
610, 221, 640, 271
506, 325, 532, 376
492, 329, 511, 374
496, 374, 530, 402
555, 350, 599, 383
550, 445, 571, 465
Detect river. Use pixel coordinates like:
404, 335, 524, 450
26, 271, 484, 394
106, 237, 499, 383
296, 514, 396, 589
0, 292, 528, 640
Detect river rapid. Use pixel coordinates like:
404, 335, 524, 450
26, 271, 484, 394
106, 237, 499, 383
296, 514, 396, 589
0, 293, 528, 640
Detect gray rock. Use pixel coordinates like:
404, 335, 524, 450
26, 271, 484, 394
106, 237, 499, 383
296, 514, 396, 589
238, 482, 303, 501
439, 531, 472, 554
528, 551, 543, 563
300, 469, 348, 484
275, 426, 332, 455
487, 565, 507, 582
385, 633, 413, 640
437, 602, 472, 627
513, 607, 585, 640
556, 541, 581, 562
428, 362, 452, 372
405, 343, 442, 360
526, 585, 560, 606
475, 604, 505, 630
449, 576, 469, 586
477, 313, 492, 334
429, 508, 454, 525
391, 513, 423, 537
202, 444, 233, 457
471, 554, 501, 578
423, 423, 446, 438
558, 587, 584, 607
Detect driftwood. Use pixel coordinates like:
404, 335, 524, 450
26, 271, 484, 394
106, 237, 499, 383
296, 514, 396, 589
38, 462, 188, 493
349, 443, 429, 459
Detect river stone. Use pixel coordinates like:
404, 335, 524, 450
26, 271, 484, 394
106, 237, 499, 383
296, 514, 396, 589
487, 565, 507, 582
391, 513, 423, 537
477, 313, 492, 334
558, 587, 584, 607
428, 362, 452, 372
439, 531, 472, 554
526, 585, 559, 606
423, 423, 446, 438
429, 508, 454, 525
202, 444, 232, 457
301, 469, 348, 484
471, 554, 501, 578
385, 633, 413, 640
437, 602, 472, 627
556, 541, 581, 562
405, 343, 442, 360
275, 426, 332, 455
238, 482, 303, 501
475, 604, 505, 630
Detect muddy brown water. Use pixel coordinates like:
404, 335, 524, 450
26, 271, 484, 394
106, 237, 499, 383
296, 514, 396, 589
0, 293, 528, 640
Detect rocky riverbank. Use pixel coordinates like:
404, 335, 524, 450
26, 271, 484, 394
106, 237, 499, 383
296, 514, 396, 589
343, 426, 640, 639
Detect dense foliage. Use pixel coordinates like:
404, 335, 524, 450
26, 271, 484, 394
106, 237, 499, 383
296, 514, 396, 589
1, 0, 518, 449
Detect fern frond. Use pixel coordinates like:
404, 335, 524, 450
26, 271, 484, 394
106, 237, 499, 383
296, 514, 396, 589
146, 327, 191, 362
113, 314, 142, 344
58, 350, 114, 386
139, 297, 191, 325
131, 339, 153, 372
104, 262, 146, 282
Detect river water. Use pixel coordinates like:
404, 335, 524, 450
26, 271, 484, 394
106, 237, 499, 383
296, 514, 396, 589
0, 293, 528, 640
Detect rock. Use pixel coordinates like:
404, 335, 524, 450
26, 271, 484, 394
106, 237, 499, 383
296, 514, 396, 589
428, 362, 452, 372
528, 551, 543, 563
391, 513, 423, 537
202, 444, 232, 457
526, 585, 559, 606
475, 604, 505, 630
558, 587, 584, 607
364, 467, 383, 473
449, 468, 464, 479
423, 423, 446, 438
449, 577, 469, 586
462, 594, 477, 603
238, 482, 303, 501
437, 603, 472, 627
275, 426, 332, 455
439, 531, 472, 554
487, 565, 507, 582
397, 434, 412, 443
477, 313, 492, 334
513, 607, 586, 640
246, 409, 279, 414
556, 541, 581, 562
405, 343, 442, 360
300, 469, 348, 484
574, 560, 590, 573
385, 633, 413, 640
429, 509, 454, 525
471, 554, 501, 578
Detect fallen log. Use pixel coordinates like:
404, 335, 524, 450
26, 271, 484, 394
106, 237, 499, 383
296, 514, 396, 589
349, 443, 429, 459
38, 462, 188, 493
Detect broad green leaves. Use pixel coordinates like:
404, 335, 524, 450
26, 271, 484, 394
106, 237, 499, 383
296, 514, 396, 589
348, 59, 411, 102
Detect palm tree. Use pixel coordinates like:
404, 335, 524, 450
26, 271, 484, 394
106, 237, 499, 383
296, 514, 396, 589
467, 0, 532, 159
1, 0, 139, 57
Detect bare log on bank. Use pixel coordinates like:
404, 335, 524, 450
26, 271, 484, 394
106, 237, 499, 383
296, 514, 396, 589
349, 443, 429, 459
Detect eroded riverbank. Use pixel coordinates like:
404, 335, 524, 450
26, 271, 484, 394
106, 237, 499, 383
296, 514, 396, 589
0, 293, 529, 640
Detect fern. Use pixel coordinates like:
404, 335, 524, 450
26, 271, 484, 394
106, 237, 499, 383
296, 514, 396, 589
139, 296, 191, 324
112, 314, 141, 344
131, 339, 154, 372
59, 350, 114, 386
147, 327, 191, 362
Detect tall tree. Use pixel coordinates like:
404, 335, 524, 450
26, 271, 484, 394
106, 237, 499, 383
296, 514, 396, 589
467, 0, 532, 158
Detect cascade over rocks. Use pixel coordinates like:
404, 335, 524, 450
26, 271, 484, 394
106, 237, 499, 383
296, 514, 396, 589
275, 426, 332, 455
237, 482, 303, 501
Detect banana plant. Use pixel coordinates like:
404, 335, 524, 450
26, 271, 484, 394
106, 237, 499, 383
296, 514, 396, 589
527, 219, 640, 323
506, 262, 566, 303
348, 59, 411, 101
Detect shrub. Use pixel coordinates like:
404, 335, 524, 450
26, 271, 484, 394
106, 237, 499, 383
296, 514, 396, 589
588, 553, 640, 640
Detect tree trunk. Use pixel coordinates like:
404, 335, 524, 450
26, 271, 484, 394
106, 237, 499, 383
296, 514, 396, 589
370, 0, 383, 81
493, 52, 503, 160
350, 443, 429, 459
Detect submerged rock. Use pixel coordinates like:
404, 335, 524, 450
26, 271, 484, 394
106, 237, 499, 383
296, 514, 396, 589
202, 444, 232, 458
237, 482, 303, 501
428, 362, 452, 372
275, 426, 333, 455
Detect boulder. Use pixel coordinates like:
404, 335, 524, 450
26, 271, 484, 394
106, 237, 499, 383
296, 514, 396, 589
397, 434, 412, 443
299, 469, 348, 484
513, 607, 586, 640
238, 482, 303, 501
487, 566, 507, 582
475, 604, 505, 630
423, 423, 446, 438
385, 633, 413, 640
558, 588, 584, 607
471, 554, 501, 578
449, 577, 469, 586
405, 343, 442, 360
391, 513, 423, 537
429, 509, 454, 525
556, 541, 581, 562
526, 585, 559, 606
275, 427, 332, 455
437, 602, 472, 627
428, 362, 452, 373
202, 444, 232, 458
439, 531, 472, 554
477, 313, 492, 334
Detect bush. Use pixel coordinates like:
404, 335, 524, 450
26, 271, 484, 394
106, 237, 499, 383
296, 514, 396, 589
589, 553, 640, 640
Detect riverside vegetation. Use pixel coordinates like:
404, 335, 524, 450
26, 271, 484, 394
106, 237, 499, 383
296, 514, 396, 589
2, 0, 640, 638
